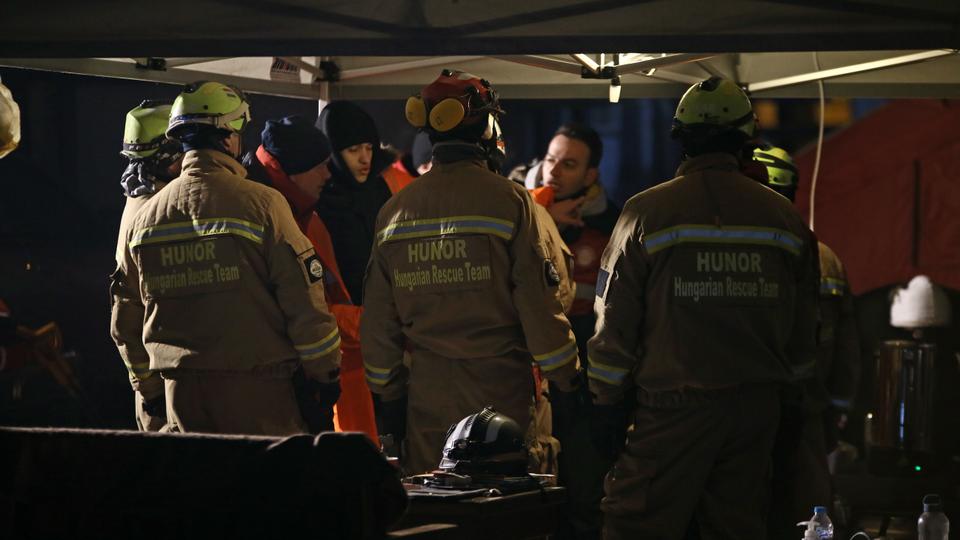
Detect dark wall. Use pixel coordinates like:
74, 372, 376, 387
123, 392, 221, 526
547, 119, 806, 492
1, 68, 874, 428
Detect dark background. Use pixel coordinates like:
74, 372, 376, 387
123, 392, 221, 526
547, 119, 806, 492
0, 67, 884, 428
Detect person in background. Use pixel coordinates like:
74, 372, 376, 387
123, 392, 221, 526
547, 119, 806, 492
755, 144, 860, 540
588, 77, 819, 539
114, 100, 184, 431
315, 101, 411, 307
529, 122, 620, 540
243, 115, 378, 439
111, 81, 341, 435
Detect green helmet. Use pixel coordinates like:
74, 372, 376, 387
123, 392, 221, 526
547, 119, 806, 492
673, 77, 755, 138
166, 81, 251, 139
122, 100, 173, 159
753, 144, 798, 188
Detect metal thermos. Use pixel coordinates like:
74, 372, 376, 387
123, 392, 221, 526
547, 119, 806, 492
871, 340, 937, 452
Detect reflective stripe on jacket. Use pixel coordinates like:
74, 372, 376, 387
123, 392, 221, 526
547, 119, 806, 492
110, 150, 341, 383
361, 156, 579, 400
588, 153, 819, 404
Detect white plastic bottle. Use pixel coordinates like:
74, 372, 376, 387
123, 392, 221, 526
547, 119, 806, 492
809, 506, 834, 540
918, 494, 950, 540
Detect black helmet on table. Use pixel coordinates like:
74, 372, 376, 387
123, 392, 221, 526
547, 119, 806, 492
438, 407, 527, 477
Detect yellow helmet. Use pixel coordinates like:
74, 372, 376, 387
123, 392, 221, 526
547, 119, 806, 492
122, 100, 173, 159
166, 81, 251, 139
673, 77, 755, 138
753, 144, 798, 188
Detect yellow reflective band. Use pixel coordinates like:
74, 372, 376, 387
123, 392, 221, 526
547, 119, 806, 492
533, 340, 578, 372
643, 225, 803, 256
364, 362, 393, 386
821, 277, 846, 296
365, 374, 389, 386
130, 218, 265, 248
586, 357, 630, 385
295, 328, 341, 361
122, 358, 153, 378
378, 215, 515, 245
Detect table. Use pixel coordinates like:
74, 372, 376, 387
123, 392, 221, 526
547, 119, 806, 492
392, 485, 567, 540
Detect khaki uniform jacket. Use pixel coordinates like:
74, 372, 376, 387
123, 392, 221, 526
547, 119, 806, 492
361, 156, 580, 401
588, 153, 819, 404
816, 242, 859, 411
110, 150, 341, 386
113, 182, 166, 399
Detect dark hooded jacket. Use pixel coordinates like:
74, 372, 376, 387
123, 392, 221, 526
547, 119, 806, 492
315, 101, 394, 305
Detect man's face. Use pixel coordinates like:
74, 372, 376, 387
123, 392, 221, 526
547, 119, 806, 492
289, 159, 332, 200
541, 134, 597, 199
341, 143, 373, 183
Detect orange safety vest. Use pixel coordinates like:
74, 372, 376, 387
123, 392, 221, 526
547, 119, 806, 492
257, 146, 419, 441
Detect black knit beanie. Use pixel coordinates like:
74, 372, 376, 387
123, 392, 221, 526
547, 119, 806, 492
317, 101, 379, 151
262, 116, 332, 175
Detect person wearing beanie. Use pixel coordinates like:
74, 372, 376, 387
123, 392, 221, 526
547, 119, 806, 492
243, 115, 379, 441
315, 101, 411, 307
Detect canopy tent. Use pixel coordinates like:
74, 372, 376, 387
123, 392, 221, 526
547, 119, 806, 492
794, 99, 960, 296
1, 1, 958, 100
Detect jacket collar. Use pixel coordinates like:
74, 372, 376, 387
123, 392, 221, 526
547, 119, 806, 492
255, 145, 317, 217
676, 152, 740, 176
181, 149, 248, 178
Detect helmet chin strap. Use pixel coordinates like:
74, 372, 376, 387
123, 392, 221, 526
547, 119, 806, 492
480, 115, 506, 172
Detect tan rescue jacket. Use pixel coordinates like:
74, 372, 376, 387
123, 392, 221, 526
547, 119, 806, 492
360, 156, 580, 401
110, 150, 341, 389
588, 153, 819, 404
816, 242, 859, 411
113, 183, 166, 399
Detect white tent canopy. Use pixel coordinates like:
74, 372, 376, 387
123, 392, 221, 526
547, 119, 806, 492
2, 1, 958, 100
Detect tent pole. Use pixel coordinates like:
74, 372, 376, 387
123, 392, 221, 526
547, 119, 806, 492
338, 56, 483, 81
746, 49, 958, 93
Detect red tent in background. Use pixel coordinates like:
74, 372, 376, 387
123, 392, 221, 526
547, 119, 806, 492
794, 100, 960, 296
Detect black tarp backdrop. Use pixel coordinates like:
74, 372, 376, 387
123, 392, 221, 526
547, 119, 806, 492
0, 68, 684, 427
0, 67, 869, 428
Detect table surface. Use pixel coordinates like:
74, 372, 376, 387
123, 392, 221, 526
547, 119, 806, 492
392, 486, 566, 540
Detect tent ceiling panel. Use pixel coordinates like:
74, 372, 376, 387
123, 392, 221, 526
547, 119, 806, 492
2, 50, 959, 100
2, 1, 957, 57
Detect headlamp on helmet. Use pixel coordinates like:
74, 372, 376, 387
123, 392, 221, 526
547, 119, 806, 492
439, 406, 528, 477
166, 81, 252, 140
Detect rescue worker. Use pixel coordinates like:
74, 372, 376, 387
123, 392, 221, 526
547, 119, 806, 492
755, 144, 860, 539
588, 77, 819, 540
110, 81, 341, 435
114, 100, 184, 432
242, 115, 378, 440
530, 123, 620, 540
361, 70, 581, 474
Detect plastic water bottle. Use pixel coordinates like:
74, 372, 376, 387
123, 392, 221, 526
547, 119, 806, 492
918, 494, 950, 540
809, 506, 834, 540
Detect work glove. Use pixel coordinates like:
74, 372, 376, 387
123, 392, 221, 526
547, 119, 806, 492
293, 366, 341, 434
590, 402, 629, 462
549, 371, 590, 421
374, 394, 407, 458
142, 395, 166, 418
136, 392, 168, 432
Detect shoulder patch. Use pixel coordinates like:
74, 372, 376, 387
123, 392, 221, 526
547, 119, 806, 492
596, 268, 610, 298
303, 254, 324, 284
544, 259, 561, 287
